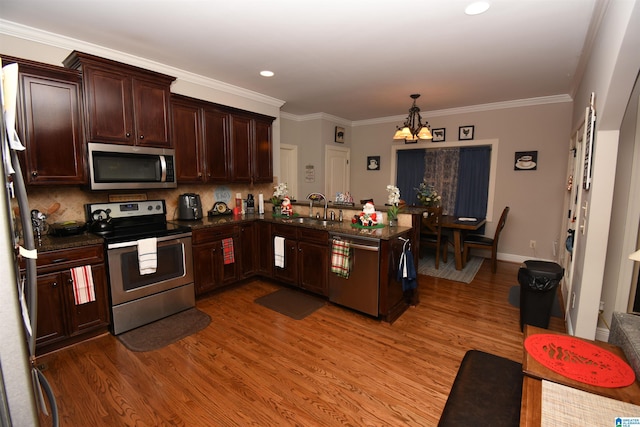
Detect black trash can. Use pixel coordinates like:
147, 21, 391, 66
518, 260, 564, 331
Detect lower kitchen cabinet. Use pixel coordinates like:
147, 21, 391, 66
239, 222, 256, 278
34, 245, 109, 355
256, 221, 273, 277
272, 224, 328, 296
192, 225, 240, 296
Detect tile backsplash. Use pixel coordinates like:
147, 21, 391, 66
16, 182, 275, 224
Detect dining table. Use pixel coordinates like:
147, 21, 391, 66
440, 215, 487, 270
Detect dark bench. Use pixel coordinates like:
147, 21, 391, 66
438, 350, 523, 426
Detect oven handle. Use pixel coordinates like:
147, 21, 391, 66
107, 232, 192, 250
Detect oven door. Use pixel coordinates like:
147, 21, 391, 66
107, 233, 193, 306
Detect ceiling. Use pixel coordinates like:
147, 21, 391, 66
0, 0, 602, 122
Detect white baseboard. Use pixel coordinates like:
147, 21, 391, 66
595, 326, 610, 342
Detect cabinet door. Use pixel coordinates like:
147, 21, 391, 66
83, 66, 135, 144
203, 108, 230, 182
253, 118, 273, 183
19, 72, 85, 184
273, 237, 298, 285
298, 241, 329, 296
35, 272, 67, 348
230, 114, 252, 182
257, 222, 273, 277
64, 264, 110, 335
239, 223, 256, 278
132, 77, 172, 148
172, 100, 205, 182
193, 237, 239, 296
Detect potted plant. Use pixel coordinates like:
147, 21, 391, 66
386, 185, 402, 226
271, 182, 288, 214
415, 180, 442, 207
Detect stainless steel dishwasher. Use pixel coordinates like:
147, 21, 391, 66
329, 233, 380, 316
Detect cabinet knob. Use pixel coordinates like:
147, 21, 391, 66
139, 135, 144, 140
31, 171, 38, 177
52, 281, 58, 288
198, 172, 202, 177
126, 132, 131, 138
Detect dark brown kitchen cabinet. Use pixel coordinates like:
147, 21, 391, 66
33, 245, 110, 355
239, 222, 256, 278
298, 241, 328, 296
272, 224, 328, 294
170, 94, 274, 184
253, 118, 274, 183
2, 56, 85, 185
64, 51, 175, 148
256, 221, 273, 277
192, 225, 240, 296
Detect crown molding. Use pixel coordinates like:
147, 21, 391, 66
280, 111, 351, 125
0, 19, 286, 109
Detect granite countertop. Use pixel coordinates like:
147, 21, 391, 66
36, 211, 412, 252
171, 211, 412, 240
31, 232, 105, 252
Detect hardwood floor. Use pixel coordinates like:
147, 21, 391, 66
37, 260, 565, 426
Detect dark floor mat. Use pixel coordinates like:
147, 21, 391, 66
117, 308, 211, 352
255, 288, 326, 320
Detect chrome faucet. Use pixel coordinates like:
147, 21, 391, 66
307, 192, 328, 220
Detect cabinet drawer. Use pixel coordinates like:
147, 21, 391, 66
37, 245, 104, 273
272, 223, 297, 239
192, 225, 237, 245
297, 228, 328, 245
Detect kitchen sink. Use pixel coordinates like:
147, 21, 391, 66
281, 217, 338, 227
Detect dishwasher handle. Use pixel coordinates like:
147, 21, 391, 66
349, 242, 379, 252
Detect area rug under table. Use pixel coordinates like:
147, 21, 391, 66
255, 287, 326, 320
417, 255, 483, 284
117, 308, 211, 352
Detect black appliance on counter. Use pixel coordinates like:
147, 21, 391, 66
178, 193, 203, 220
85, 200, 194, 334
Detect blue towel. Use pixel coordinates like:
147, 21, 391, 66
398, 248, 417, 291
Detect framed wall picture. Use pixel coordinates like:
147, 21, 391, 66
367, 156, 380, 171
432, 128, 445, 142
583, 92, 596, 190
335, 126, 345, 143
459, 125, 474, 140
514, 151, 538, 171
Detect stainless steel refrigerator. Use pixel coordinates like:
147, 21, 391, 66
1, 59, 57, 426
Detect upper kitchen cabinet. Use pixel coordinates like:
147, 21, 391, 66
170, 94, 275, 184
2, 56, 85, 185
63, 51, 175, 148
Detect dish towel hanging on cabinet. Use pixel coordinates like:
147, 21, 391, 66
70, 265, 96, 305
274, 236, 285, 268
331, 239, 351, 278
222, 238, 235, 264
398, 242, 417, 291
137, 237, 157, 275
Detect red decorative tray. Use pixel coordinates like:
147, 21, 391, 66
524, 334, 636, 388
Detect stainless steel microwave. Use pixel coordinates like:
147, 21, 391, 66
88, 143, 177, 190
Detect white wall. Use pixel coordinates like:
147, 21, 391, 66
347, 101, 572, 262
568, 0, 640, 339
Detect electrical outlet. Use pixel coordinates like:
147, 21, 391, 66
599, 301, 605, 312
529, 240, 536, 249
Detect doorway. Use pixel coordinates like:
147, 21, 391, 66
325, 146, 350, 201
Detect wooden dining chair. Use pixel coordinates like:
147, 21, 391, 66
420, 206, 449, 269
462, 206, 510, 273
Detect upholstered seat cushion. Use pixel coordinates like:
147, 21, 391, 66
463, 234, 493, 246
438, 350, 523, 426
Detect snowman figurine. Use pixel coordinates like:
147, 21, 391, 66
359, 202, 378, 226
281, 196, 293, 217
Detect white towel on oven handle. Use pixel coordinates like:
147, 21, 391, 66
138, 237, 157, 275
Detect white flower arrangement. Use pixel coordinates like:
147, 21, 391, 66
271, 182, 288, 205
386, 185, 401, 219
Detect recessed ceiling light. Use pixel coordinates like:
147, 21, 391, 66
465, 1, 490, 15
260, 70, 274, 77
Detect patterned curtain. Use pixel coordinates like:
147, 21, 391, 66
424, 148, 459, 215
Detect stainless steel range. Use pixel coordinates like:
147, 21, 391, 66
85, 200, 194, 335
